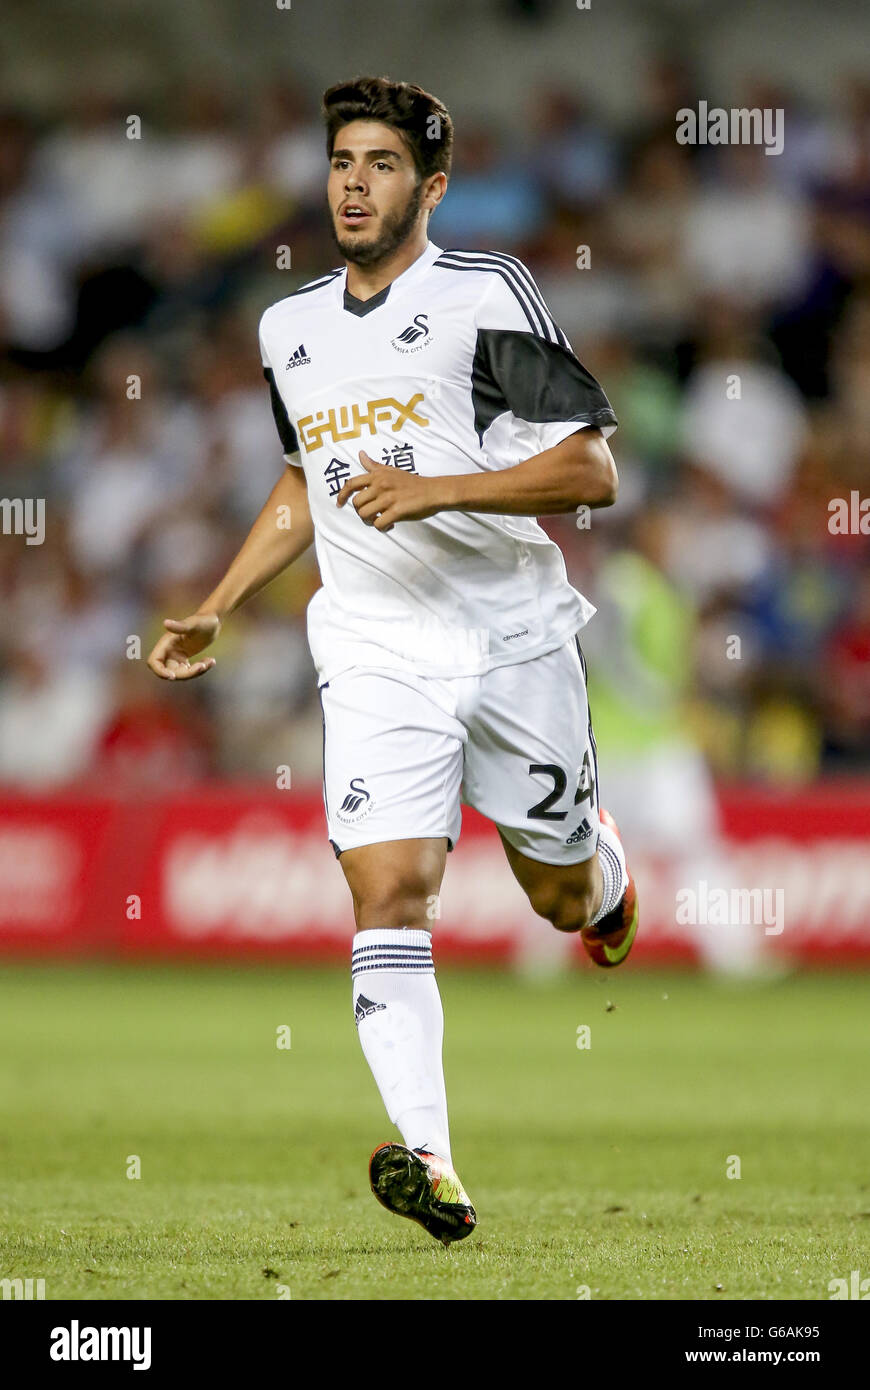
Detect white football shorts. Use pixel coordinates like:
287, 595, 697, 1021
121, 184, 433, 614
317, 632, 600, 867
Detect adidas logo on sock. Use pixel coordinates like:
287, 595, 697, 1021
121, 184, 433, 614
285, 343, 311, 369
354, 994, 386, 1026
565, 817, 593, 845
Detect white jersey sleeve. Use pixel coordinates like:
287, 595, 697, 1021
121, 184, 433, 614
471, 255, 617, 458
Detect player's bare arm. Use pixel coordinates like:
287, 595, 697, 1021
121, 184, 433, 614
146, 464, 314, 680
336, 427, 617, 530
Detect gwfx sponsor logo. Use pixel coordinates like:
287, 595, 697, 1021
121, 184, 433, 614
298, 393, 429, 453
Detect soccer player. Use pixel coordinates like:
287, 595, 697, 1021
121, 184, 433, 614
147, 76, 638, 1247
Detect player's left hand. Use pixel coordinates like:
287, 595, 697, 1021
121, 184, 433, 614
335, 451, 441, 531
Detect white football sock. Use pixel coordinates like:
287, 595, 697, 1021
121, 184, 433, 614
352, 928, 452, 1165
588, 821, 629, 925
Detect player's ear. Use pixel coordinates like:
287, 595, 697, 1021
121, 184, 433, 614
423, 172, 447, 211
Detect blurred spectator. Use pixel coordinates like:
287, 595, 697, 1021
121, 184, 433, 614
0, 110, 82, 352
56, 336, 205, 575
586, 333, 682, 475
92, 659, 213, 791
207, 605, 323, 779
682, 145, 811, 310
580, 512, 769, 972
259, 79, 330, 208
528, 87, 619, 207
680, 299, 808, 508
0, 644, 109, 787
36, 90, 169, 260
607, 135, 696, 339
430, 124, 545, 249
823, 570, 870, 767
654, 466, 773, 604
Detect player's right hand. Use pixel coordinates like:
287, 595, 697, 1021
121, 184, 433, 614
146, 612, 221, 681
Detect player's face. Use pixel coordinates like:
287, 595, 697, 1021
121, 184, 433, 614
327, 120, 424, 266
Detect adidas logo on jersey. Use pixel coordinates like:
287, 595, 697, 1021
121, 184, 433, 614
285, 343, 311, 369
565, 817, 593, 845
354, 994, 387, 1026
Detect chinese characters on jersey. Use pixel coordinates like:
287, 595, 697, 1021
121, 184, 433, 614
324, 442, 417, 496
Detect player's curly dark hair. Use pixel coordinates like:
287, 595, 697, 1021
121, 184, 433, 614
322, 76, 453, 181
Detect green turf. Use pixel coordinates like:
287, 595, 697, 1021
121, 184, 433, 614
0, 962, 867, 1300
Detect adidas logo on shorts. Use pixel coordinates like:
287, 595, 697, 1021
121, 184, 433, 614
565, 817, 593, 845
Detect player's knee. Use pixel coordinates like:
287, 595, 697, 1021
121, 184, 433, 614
548, 886, 599, 933
529, 875, 599, 934
351, 870, 435, 931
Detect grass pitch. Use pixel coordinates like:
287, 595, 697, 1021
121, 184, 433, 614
0, 962, 866, 1300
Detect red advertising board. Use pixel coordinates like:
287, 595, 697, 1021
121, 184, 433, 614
0, 785, 868, 963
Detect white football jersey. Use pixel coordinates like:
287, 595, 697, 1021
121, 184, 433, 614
258, 241, 617, 685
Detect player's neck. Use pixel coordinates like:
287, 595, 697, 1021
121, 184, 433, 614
345, 231, 431, 301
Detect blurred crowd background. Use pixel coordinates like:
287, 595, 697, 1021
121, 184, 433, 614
1, 0, 869, 802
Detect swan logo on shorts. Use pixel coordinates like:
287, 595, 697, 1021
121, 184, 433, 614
337, 776, 375, 824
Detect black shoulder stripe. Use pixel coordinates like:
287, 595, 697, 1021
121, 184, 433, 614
436, 252, 552, 341
468, 249, 571, 351
436, 250, 563, 345
263, 367, 299, 455
452, 249, 570, 352
434, 257, 541, 337
288, 269, 343, 299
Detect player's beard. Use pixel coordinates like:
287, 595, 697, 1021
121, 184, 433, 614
330, 181, 424, 267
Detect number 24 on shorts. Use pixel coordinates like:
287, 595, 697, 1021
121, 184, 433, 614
526, 753, 596, 821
